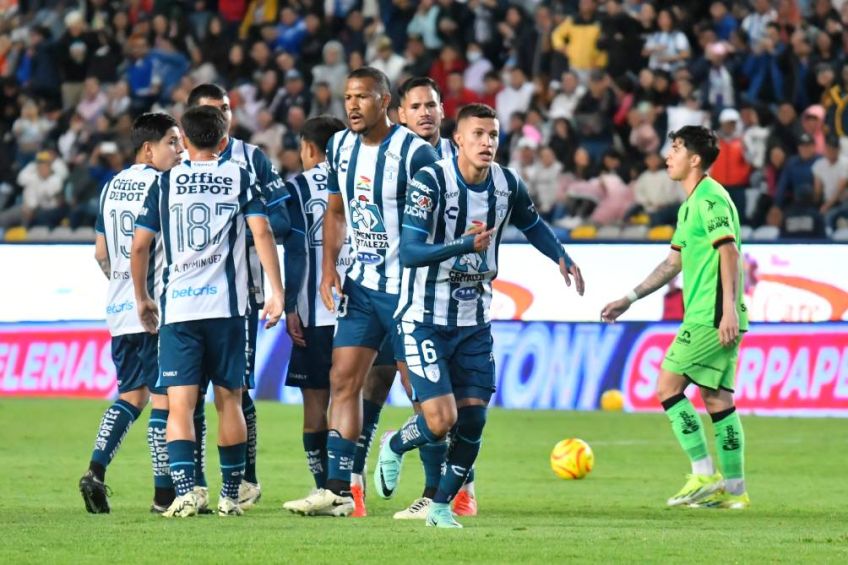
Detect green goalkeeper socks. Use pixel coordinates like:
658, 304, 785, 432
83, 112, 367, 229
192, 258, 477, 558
711, 407, 745, 481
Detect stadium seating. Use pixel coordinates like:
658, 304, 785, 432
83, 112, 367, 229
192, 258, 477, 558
751, 226, 780, 241
647, 225, 674, 241
4, 226, 27, 242
25, 226, 51, 242
596, 225, 622, 239
569, 225, 597, 240
620, 225, 649, 240
832, 228, 848, 241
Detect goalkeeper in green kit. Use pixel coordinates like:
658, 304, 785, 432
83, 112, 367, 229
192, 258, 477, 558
601, 125, 749, 510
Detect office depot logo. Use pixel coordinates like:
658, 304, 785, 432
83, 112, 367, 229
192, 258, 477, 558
622, 325, 848, 415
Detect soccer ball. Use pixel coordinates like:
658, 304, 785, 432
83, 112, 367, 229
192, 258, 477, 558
601, 389, 624, 411
550, 438, 594, 480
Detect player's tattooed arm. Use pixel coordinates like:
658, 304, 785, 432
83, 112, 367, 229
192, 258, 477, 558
94, 234, 110, 279
601, 250, 680, 323
632, 250, 682, 299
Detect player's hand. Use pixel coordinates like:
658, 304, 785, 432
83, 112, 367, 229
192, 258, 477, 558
320, 270, 343, 313
559, 257, 585, 296
464, 223, 495, 252
718, 309, 739, 347
137, 297, 159, 334
260, 293, 283, 329
286, 312, 307, 347
600, 297, 630, 324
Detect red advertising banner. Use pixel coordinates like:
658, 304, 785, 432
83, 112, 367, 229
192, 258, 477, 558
0, 325, 115, 398
623, 325, 848, 415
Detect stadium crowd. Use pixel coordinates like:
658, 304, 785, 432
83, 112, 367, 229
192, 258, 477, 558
2, 0, 848, 240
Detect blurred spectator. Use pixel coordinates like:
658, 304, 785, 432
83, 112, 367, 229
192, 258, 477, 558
250, 109, 285, 169
463, 41, 493, 95
643, 9, 691, 74
370, 36, 406, 86
815, 134, 848, 230
573, 70, 616, 161
599, 0, 643, 79
12, 99, 53, 167
308, 82, 345, 121
741, 0, 777, 49
549, 71, 586, 121
68, 141, 123, 228
551, 0, 607, 79
76, 77, 108, 127
741, 104, 770, 170
528, 146, 563, 220
781, 191, 827, 238
57, 11, 96, 110
273, 69, 310, 124
407, 0, 441, 51
495, 67, 533, 126
0, 150, 67, 229
711, 108, 753, 220
742, 22, 785, 105
312, 41, 348, 100
709, 2, 737, 41
630, 152, 684, 226
628, 101, 660, 157
776, 133, 820, 210
590, 150, 634, 225
429, 44, 465, 94
548, 117, 578, 170
768, 101, 802, 156
443, 71, 479, 120
19, 26, 61, 106
800, 104, 826, 154
201, 16, 231, 78
702, 42, 734, 111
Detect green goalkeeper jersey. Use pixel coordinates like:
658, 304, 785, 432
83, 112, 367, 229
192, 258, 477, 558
670, 176, 749, 331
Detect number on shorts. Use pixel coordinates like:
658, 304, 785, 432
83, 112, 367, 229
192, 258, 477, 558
421, 339, 438, 364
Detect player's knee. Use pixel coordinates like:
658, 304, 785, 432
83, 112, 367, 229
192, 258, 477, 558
455, 405, 487, 443
424, 403, 457, 438
120, 388, 150, 411
656, 370, 687, 403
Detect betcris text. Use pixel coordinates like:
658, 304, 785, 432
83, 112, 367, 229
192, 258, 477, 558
106, 301, 134, 314
171, 284, 218, 299
175, 173, 234, 195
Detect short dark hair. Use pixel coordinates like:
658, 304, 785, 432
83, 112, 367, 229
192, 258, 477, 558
181, 106, 228, 150
457, 103, 497, 122
131, 112, 179, 154
398, 76, 442, 102
301, 116, 346, 153
667, 126, 720, 170
347, 66, 391, 95
187, 83, 228, 108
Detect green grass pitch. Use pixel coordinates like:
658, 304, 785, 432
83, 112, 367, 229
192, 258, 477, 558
1, 399, 846, 563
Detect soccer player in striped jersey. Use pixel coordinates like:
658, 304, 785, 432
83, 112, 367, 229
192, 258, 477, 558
374, 103, 585, 528
131, 106, 284, 517
185, 84, 290, 510
291, 67, 438, 517
353, 76, 475, 520
278, 115, 349, 511
79, 113, 183, 514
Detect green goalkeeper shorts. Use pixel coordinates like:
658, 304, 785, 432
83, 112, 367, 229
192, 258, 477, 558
661, 322, 740, 392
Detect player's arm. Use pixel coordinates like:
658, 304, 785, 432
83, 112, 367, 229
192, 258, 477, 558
252, 148, 291, 238
510, 176, 584, 295
408, 142, 440, 177
245, 189, 284, 329
701, 196, 742, 346
400, 171, 491, 267
130, 179, 161, 334
94, 235, 110, 279
283, 187, 307, 347
319, 169, 346, 312
601, 248, 681, 323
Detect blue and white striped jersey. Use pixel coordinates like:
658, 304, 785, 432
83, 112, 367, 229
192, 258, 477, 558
285, 162, 354, 327
396, 157, 551, 326
436, 137, 457, 160
95, 164, 163, 336
135, 159, 265, 325
219, 137, 290, 306
326, 124, 439, 294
